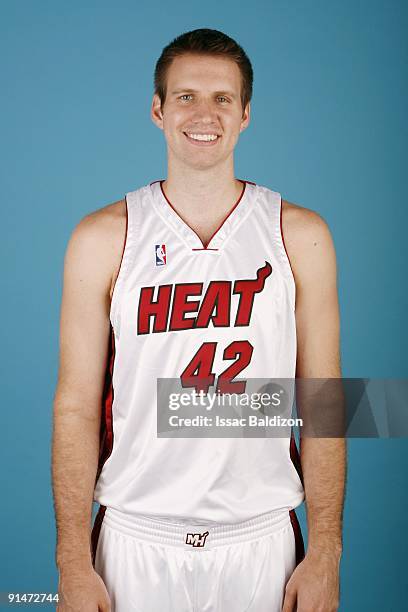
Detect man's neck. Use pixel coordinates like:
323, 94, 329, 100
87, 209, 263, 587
162, 163, 244, 236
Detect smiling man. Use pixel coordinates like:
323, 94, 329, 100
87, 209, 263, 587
52, 29, 346, 612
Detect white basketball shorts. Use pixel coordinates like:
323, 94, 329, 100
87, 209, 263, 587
91, 505, 304, 612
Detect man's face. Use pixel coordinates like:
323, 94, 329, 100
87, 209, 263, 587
151, 53, 250, 170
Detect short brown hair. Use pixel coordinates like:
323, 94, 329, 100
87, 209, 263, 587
154, 28, 253, 115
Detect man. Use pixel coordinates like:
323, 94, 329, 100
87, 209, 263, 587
52, 28, 345, 612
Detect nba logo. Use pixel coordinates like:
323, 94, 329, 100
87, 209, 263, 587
155, 244, 166, 266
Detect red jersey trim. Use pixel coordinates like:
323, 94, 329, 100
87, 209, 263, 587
289, 508, 305, 565
95, 325, 116, 483
91, 504, 106, 566
290, 430, 304, 486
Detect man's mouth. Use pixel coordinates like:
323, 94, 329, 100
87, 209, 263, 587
183, 132, 221, 146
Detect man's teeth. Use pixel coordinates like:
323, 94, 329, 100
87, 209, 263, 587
186, 133, 219, 141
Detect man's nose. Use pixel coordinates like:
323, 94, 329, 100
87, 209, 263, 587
191, 99, 218, 122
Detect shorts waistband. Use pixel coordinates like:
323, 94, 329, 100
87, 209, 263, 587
102, 506, 291, 550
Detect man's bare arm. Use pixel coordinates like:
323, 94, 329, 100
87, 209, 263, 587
52, 201, 125, 608
282, 202, 346, 612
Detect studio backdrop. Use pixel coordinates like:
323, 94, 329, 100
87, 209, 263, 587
1, 1, 407, 611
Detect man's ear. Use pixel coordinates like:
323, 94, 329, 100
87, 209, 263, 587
151, 94, 164, 130
240, 101, 250, 132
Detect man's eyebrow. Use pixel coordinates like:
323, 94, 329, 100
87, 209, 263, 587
170, 88, 237, 99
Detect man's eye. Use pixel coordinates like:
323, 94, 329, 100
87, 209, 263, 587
178, 95, 229, 103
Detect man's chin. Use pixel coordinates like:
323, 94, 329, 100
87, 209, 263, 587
170, 151, 224, 171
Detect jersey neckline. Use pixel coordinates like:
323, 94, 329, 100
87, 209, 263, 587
148, 179, 256, 251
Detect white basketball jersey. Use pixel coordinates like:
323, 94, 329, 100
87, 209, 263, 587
93, 179, 305, 524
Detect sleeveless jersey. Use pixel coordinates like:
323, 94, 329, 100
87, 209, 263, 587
93, 179, 305, 524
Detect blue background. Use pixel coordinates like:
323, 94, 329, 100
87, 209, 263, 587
1, 0, 407, 610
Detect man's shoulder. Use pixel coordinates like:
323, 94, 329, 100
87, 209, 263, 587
66, 199, 127, 293
281, 198, 333, 250
71, 198, 127, 250
281, 198, 336, 283
82, 198, 126, 231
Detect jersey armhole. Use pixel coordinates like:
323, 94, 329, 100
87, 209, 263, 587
276, 195, 297, 309
279, 198, 296, 278
109, 194, 134, 332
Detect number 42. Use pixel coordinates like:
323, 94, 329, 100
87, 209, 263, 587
180, 340, 254, 394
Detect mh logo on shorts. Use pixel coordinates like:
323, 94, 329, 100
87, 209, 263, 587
155, 244, 167, 266
185, 531, 209, 547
